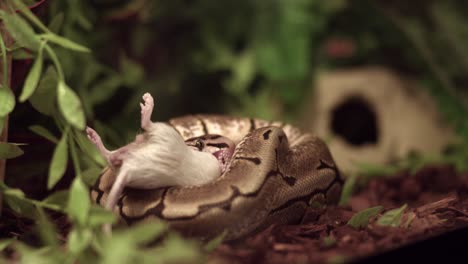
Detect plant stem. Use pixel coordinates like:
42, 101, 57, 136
0, 1, 14, 216
44, 44, 64, 80
11, 0, 51, 34
0, 32, 7, 88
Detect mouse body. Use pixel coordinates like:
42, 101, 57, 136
86, 93, 235, 212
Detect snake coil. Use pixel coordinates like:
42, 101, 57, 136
91, 115, 342, 241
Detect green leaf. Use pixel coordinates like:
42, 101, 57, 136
11, 48, 34, 60
39, 33, 90, 53
89, 75, 123, 105
11, 0, 51, 33
339, 174, 357, 206
88, 206, 116, 227
120, 55, 144, 86
68, 228, 92, 255
48, 129, 69, 189
0, 10, 40, 51
29, 125, 59, 143
57, 81, 86, 130
156, 233, 202, 263
0, 87, 15, 117
101, 236, 134, 264
82, 167, 103, 186
254, 1, 315, 80
29, 66, 57, 116
4, 187, 26, 198
16, 243, 66, 264
42, 190, 69, 210
68, 134, 82, 178
74, 131, 106, 167
377, 204, 408, 227
203, 230, 227, 252
224, 51, 255, 95
0, 142, 24, 159
35, 208, 59, 247
125, 221, 167, 244
19, 43, 45, 102
347, 206, 383, 229
0, 116, 3, 132
354, 162, 401, 178
4, 195, 36, 219
0, 181, 7, 191
0, 239, 14, 251
48, 13, 64, 33
328, 255, 348, 264
322, 235, 337, 247
77, 13, 92, 31
67, 177, 90, 226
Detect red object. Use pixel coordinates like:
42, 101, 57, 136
25, 0, 47, 10
324, 37, 356, 59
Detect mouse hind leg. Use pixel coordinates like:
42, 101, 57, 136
140, 92, 155, 131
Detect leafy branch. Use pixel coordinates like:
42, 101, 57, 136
0, 1, 224, 262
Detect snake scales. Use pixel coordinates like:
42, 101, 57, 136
91, 115, 342, 241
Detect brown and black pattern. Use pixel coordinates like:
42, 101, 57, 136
270, 159, 342, 215
90, 115, 341, 241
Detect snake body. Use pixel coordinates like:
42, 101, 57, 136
91, 115, 342, 241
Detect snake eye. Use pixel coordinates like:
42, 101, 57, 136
195, 139, 204, 151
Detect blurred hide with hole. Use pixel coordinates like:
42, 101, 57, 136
304, 67, 456, 173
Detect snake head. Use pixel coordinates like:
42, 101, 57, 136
185, 134, 235, 173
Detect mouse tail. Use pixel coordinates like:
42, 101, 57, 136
105, 169, 128, 212
103, 170, 128, 236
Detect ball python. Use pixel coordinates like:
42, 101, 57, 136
90, 115, 342, 241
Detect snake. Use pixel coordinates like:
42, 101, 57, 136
90, 115, 342, 241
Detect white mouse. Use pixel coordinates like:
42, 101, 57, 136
86, 93, 235, 213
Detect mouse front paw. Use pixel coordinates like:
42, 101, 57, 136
86, 126, 103, 146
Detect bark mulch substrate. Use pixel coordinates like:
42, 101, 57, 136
209, 165, 468, 264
